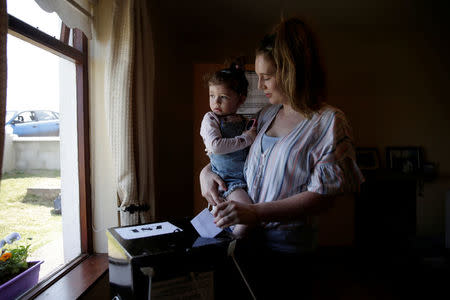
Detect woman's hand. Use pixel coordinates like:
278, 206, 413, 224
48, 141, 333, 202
200, 164, 227, 206
212, 201, 259, 228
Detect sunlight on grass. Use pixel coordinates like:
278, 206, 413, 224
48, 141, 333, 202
0, 170, 61, 254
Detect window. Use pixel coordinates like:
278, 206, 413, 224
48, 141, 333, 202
17, 112, 34, 123
7, 0, 61, 38
1, 0, 91, 296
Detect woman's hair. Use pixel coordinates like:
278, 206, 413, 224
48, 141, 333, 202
204, 57, 249, 97
257, 17, 326, 117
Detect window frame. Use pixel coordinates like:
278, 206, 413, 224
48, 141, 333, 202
7, 14, 93, 298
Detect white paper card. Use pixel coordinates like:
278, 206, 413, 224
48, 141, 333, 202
190, 208, 223, 238
115, 221, 183, 240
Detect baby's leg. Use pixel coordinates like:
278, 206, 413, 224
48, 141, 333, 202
226, 188, 252, 238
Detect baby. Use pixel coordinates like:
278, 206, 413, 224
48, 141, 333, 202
200, 62, 256, 238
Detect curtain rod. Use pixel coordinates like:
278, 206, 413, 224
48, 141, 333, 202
66, 0, 92, 19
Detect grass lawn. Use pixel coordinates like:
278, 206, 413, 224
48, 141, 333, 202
0, 170, 61, 255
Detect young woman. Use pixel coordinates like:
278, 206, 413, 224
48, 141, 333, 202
201, 17, 364, 299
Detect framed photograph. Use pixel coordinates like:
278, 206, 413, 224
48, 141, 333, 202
386, 146, 423, 174
356, 147, 380, 170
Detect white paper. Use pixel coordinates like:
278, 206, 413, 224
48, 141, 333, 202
190, 208, 223, 238
115, 221, 183, 240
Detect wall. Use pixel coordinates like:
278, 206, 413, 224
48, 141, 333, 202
156, 1, 450, 238
89, 0, 117, 253
2, 130, 15, 172
320, 26, 450, 237
1, 134, 60, 173
148, 1, 194, 220
89, 0, 450, 252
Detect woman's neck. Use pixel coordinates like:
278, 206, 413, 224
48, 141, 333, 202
265, 104, 305, 137
281, 104, 305, 119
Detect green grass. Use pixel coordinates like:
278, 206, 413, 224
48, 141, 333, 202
0, 170, 61, 255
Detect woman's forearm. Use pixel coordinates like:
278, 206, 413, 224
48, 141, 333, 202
252, 191, 335, 223
200, 163, 211, 176
199, 163, 227, 205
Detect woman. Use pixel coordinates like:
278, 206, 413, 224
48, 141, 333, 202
201, 17, 364, 299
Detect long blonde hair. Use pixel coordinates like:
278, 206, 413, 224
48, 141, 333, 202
257, 17, 326, 117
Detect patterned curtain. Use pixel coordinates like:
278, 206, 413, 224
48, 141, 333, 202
0, 0, 7, 180
106, 0, 155, 226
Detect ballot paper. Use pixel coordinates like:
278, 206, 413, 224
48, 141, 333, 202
190, 208, 223, 238
115, 221, 183, 240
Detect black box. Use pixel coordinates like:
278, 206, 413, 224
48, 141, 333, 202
107, 217, 233, 299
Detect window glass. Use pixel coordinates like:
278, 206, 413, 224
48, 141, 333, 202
16, 111, 34, 123
7, 0, 62, 39
1, 31, 80, 282
35, 110, 57, 121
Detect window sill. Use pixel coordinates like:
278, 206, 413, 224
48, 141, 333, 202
21, 253, 108, 300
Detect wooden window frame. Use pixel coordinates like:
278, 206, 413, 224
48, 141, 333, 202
7, 14, 93, 298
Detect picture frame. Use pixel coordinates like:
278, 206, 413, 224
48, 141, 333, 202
386, 146, 424, 174
355, 147, 380, 170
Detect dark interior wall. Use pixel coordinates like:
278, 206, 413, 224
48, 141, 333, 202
149, 0, 450, 235
148, 1, 194, 219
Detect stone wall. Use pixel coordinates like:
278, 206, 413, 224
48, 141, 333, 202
2, 132, 60, 173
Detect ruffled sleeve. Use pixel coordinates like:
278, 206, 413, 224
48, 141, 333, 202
307, 109, 365, 195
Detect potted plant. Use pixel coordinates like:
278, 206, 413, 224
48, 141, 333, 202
0, 233, 43, 299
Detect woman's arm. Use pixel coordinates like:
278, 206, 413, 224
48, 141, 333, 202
213, 191, 335, 228
199, 163, 227, 206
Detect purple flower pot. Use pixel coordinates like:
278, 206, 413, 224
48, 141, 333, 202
0, 260, 43, 300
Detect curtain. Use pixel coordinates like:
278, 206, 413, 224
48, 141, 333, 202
133, 0, 155, 223
34, 0, 94, 39
0, 0, 6, 179
106, 0, 155, 226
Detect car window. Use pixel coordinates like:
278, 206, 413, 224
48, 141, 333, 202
35, 110, 57, 121
15, 111, 34, 123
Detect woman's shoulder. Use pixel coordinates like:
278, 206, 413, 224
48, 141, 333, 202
256, 104, 280, 128
258, 104, 281, 120
317, 103, 344, 115
314, 103, 348, 122
312, 103, 351, 132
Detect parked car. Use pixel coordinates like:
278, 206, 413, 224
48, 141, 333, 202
5, 110, 60, 137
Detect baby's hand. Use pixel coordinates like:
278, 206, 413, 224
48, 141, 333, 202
243, 126, 257, 141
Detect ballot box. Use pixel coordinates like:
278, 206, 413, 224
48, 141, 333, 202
107, 217, 233, 299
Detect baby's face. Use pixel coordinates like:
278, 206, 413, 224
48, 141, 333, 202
209, 84, 243, 116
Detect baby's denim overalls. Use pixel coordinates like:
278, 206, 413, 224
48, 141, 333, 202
209, 116, 248, 198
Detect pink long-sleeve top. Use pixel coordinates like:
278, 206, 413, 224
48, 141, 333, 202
200, 112, 254, 155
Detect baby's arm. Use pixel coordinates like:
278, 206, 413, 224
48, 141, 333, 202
200, 112, 255, 155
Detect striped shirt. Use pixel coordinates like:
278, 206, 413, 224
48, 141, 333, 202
244, 104, 364, 230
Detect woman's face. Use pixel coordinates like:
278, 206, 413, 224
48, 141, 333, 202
209, 84, 243, 116
255, 54, 287, 105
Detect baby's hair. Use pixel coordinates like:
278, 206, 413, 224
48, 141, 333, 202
204, 57, 249, 97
